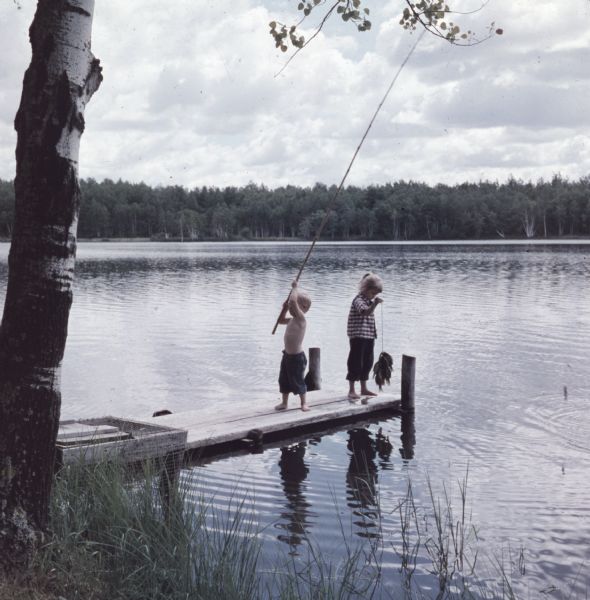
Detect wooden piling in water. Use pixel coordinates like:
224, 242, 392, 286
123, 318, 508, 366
401, 354, 416, 412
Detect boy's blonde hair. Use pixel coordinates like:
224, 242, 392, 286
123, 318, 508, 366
359, 272, 383, 294
297, 290, 312, 313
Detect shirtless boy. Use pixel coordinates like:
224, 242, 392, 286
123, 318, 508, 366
275, 280, 312, 412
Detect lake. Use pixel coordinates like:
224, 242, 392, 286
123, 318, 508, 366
1, 240, 589, 597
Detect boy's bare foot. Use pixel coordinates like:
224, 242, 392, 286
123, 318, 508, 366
348, 392, 360, 401
360, 389, 378, 397
274, 403, 288, 411
301, 404, 310, 412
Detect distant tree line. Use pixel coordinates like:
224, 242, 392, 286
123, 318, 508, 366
0, 176, 588, 241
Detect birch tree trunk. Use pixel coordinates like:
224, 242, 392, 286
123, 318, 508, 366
0, 0, 101, 572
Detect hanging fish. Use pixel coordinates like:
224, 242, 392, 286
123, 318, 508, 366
372, 351, 393, 391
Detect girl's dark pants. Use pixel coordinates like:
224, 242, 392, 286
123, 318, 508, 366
346, 338, 375, 381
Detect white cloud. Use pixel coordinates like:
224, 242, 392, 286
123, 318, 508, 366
0, 0, 589, 188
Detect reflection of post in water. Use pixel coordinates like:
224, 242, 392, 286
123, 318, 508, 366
375, 426, 393, 468
400, 409, 416, 460
276, 442, 312, 553
346, 428, 392, 538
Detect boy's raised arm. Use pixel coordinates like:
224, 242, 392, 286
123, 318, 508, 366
277, 300, 291, 325
288, 281, 304, 319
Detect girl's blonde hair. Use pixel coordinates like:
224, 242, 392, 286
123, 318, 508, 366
359, 272, 383, 294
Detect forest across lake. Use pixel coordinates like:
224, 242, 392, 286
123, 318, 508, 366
1, 175, 588, 242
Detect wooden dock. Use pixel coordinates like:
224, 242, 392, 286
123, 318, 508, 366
148, 391, 401, 454
57, 355, 415, 465
57, 392, 401, 464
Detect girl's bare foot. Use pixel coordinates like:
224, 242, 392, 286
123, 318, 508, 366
275, 403, 288, 411
301, 404, 310, 412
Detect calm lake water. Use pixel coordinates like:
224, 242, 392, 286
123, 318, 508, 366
1, 240, 589, 597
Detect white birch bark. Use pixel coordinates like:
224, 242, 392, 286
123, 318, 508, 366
0, 0, 101, 572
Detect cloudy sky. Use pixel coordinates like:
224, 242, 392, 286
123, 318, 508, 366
0, 0, 589, 189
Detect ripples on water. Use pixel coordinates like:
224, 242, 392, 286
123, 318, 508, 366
1, 240, 589, 597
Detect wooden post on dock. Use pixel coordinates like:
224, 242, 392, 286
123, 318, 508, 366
305, 347, 321, 391
401, 354, 415, 412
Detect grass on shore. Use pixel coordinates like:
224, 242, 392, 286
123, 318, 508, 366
0, 458, 545, 600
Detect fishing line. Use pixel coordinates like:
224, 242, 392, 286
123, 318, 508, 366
272, 29, 426, 334
381, 302, 384, 353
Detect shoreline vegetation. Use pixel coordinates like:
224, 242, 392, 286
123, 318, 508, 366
2, 237, 590, 245
1, 176, 589, 243
0, 460, 577, 600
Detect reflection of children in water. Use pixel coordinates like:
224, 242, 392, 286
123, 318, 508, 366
276, 442, 312, 553
346, 427, 393, 539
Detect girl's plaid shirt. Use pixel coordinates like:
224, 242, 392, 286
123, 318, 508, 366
347, 293, 377, 339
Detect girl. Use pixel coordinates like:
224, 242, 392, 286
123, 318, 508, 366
346, 273, 383, 401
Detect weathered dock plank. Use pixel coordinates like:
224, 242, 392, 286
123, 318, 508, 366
149, 391, 401, 451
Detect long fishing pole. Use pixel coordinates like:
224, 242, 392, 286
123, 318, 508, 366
272, 30, 426, 334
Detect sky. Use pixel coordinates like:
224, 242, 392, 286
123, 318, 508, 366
0, 0, 589, 189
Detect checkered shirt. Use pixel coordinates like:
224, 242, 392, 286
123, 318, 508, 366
347, 293, 377, 339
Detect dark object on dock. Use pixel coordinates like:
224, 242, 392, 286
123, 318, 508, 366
153, 409, 173, 417
372, 351, 393, 391
304, 347, 321, 391
242, 428, 264, 452
401, 354, 416, 412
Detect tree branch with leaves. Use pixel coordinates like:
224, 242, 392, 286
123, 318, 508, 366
270, 0, 501, 56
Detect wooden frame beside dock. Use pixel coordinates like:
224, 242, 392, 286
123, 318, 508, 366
57, 417, 188, 465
